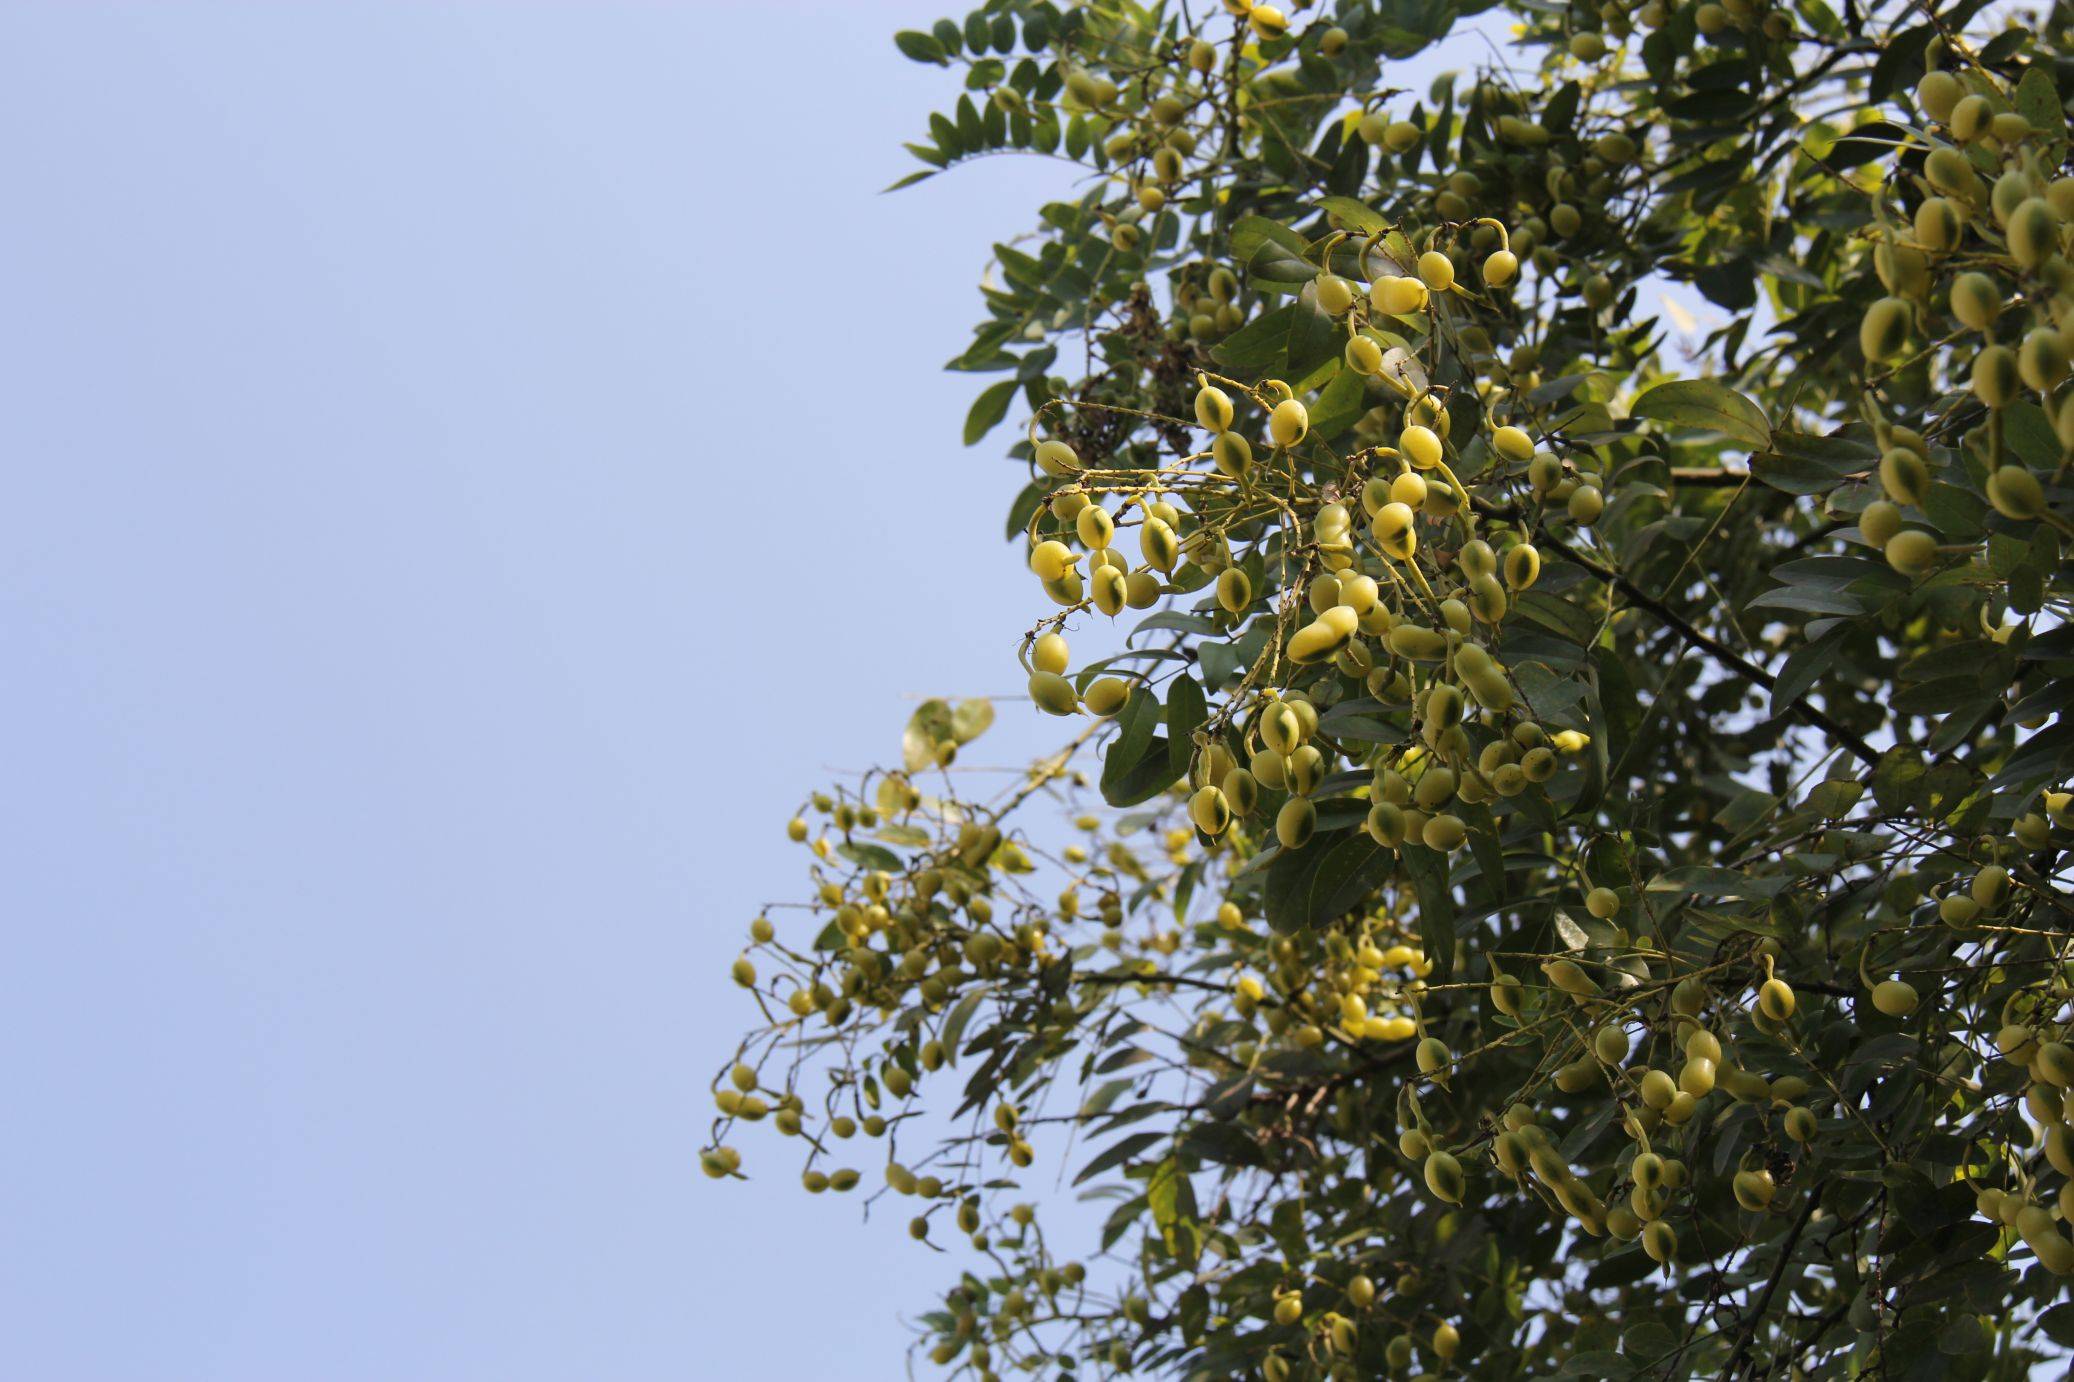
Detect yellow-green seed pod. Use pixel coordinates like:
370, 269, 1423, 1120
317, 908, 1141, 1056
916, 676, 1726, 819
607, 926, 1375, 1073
1872, 979, 1918, 1016
1567, 484, 1605, 525
1345, 334, 1383, 374
1075, 504, 1114, 550
1389, 625, 1454, 665
1140, 516, 1180, 572
1542, 958, 1597, 1001
1084, 678, 1131, 718
1878, 448, 1929, 505
1400, 425, 1443, 470
1416, 250, 1455, 292
1490, 973, 1524, 1016
2021, 329, 2069, 391
1422, 813, 1466, 851
1029, 670, 1080, 716
1221, 766, 1259, 816
1914, 196, 1962, 252
1885, 529, 1937, 575
1189, 784, 1232, 836
2048, 1124, 2074, 1178
1758, 977, 1795, 1021
1424, 1149, 1464, 1203
1034, 438, 1081, 477
1195, 382, 1234, 433
1412, 765, 1457, 810
1988, 465, 2044, 519
1315, 273, 1356, 316
1859, 296, 1911, 361
1216, 567, 1253, 614
1276, 796, 1316, 850
1493, 425, 1534, 462
1917, 70, 1963, 123
1029, 538, 1077, 582
1859, 499, 1902, 549
1941, 893, 1981, 925
1949, 271, 2001, 331
1639, 1068, 1676, 1109
1734, 1168, 1776, 1211
1090, 564, 1127, 616
2008, 197, 2060, 269
1972, 344, 2021, 407
1285, 744, 1325, 796
1950, 93, 1993, 142
1924, 146, 1983, 203
1212, 430, 1252, 479
1260, 701, 1304, 755
1784, 1105, 1817, 1143
1365, 799, 1406, 846
1469, 572, 1508, 625
1289, 614, 1351, 665
1125, 569, 1161, 608
2017, 1205, 2074, 1274
1483, 249, 1518, 286
1503, 543, 1542, 591
1416, 1035, 1452, 1083
1269, 398, 1309, 447
1033, 632, 1070, 674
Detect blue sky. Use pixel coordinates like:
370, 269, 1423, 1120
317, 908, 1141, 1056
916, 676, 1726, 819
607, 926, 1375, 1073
0, 4, 1517, 1378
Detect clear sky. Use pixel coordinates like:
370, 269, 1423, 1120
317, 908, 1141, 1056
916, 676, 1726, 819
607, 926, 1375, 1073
0, 5, 1536, 1379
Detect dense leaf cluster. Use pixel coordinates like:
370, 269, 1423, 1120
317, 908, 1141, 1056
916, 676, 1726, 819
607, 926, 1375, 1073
714, 1, 2074, 1377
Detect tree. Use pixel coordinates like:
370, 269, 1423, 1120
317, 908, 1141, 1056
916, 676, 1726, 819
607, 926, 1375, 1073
711, 1, 2074, 1376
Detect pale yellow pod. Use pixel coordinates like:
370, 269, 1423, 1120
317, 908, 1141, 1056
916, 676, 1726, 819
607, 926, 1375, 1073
1216, 567, 1253, 613
1034, 438, 1081, 477
1083, 677, 1131, 718
1140, 516, 1180, 572
1269, 398, 1310, 447
1032, 632, 1070, 675
1091, 565, 1127, 616
1337, 572, 1379, 613
1029, 671, 1080, 716
1400, 425, 1443, 469
1029, 539, 1077, 582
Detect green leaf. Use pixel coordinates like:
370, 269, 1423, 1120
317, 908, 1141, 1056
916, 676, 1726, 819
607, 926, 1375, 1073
893, 29, 949, 64
1073, 1130, 1163, 1186
1101, 687, 1175, 807
963, 378, 1019, 445
2017, 64, 2064, 141
1266, 829, 1393, 932
1316, 195, 1388, 234
1772, 633, 1843, 715
1147, 1155, 1184, 1229
2039, 1301, 2074, 1348
1308, 363, 1367, 440
1165, 674, 1208, 781
951, 698, 995, 744
1631, 378, 1773, 450
1210, 301, 1339, 380
902, 698, 957, 772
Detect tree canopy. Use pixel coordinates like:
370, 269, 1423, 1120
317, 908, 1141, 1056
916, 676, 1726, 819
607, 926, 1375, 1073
712, 1, 2074, 1376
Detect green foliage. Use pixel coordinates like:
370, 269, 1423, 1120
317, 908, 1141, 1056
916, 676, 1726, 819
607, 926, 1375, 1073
716, 1, 2074, 1377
